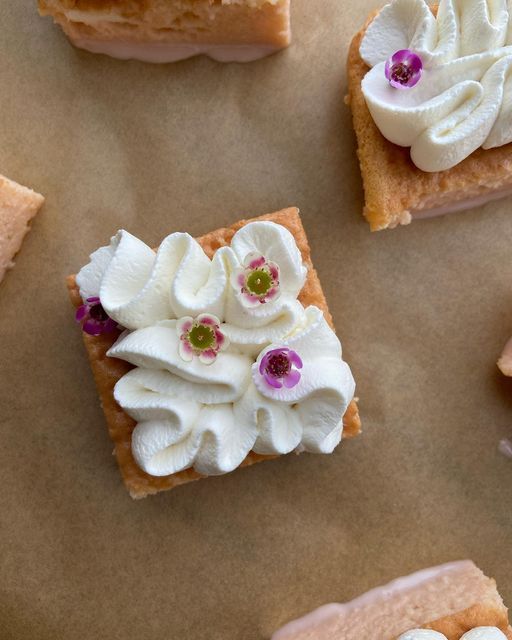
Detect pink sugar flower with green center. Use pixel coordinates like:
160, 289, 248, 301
385, 49, 423, 89
75, 296, 118, 336
176, 313, 228, 365
232, 252, 280, 307
259, 347, 303, 389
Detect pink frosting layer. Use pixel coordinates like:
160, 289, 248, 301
271, 561, 484, 640
412, 186, 512, 220
69, 36, 280, 63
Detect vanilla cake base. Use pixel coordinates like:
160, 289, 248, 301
272, 561, 512, 640
0, 175, 44, 284
347, 8, 512, 231
39, 0, 291, 62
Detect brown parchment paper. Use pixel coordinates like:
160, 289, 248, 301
0, 2, 511, 639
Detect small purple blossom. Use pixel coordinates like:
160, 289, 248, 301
232, 252, 280, 308
176, 313, 228, 365
385, 49, 422, 89
75, 296, 118, 336
259, 348, 303, 389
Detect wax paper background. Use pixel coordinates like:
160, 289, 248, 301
0, 1, 511, 639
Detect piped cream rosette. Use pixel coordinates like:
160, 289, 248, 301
76, 222, 355, 477
359, 0, 512, 171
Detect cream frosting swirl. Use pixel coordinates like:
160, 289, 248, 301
398, 628, 507, 640
359, 0, 512, 171
76, 221, 356, 477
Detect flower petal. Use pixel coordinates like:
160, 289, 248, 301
215, 329, 229, 351
283, 369, 301, 388
241, 291, 261, 307
266, 287, 280, 301
268, 262, 279, 281
259, 353, 270, 375
289, 350, 303, 369
75, 305, 88, 322
199, 349, 217, 365
197, 313, 220, 327
176, 317, 194, 336
264, 373, 283, 389
103, 318, 119, 333
246, 253, 266, 270
178, 340, 194, 362
83, 319, 103, 336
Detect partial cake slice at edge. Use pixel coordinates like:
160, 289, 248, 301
271, 560, 512, 640
0, 174, 44, 284
67, 208, 361, 499
346, 7, 512, 231
39, 0, 291, 63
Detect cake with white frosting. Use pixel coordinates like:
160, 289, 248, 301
347, 0, 512, 230
38, 0, 291, 63
272, 561, 512, 640
67, 208, 360, 498
0, 174, 44, 285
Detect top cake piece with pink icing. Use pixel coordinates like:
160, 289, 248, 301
38, 0, 291, 62
272, 561, 512, 640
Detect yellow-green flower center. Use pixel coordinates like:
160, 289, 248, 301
246, 269, 272, 296
188, 325, 215, 350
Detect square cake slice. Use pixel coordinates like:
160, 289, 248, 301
39, 0, 291, 63
272, 561, 512, 640
0, 174, 44, 284
67, 208, 361, 499
347, 7, 512, 231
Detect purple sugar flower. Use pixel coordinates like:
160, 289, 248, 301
75, 296, 118, 336
177, 313, 229, 365
385, 49, 422, 89
232, 252, 280, 308
259, 347, 303, 389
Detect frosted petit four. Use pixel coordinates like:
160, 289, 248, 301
272, 561, 512, 640
67, 209, 360, 498
39, 0, 291, 63
347, 0, 512, 230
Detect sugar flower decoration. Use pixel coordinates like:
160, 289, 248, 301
385, 49, 422, 89
231, 252, 280, 307
76, 296, 118, 336
177, 313, 228, 364
259, 347, 303, 389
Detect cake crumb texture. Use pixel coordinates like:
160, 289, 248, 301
39, 0, 291, 48
0, 175, 44, 284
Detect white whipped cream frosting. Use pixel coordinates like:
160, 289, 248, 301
359, 0, 512, 171
76, 221, 355, 477
398, 629, 507, 640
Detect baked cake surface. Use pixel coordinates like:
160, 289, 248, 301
67, 208, 361, 498
347, 8, 512, 231
39, 0, 291, 62
0, 174, 44, 284
272, 561, 512, 640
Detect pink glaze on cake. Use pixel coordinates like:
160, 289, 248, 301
271, 561, 503, 640
69, 36, 280, 63
412, 186, 512, 221
0, 175, 44, 284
